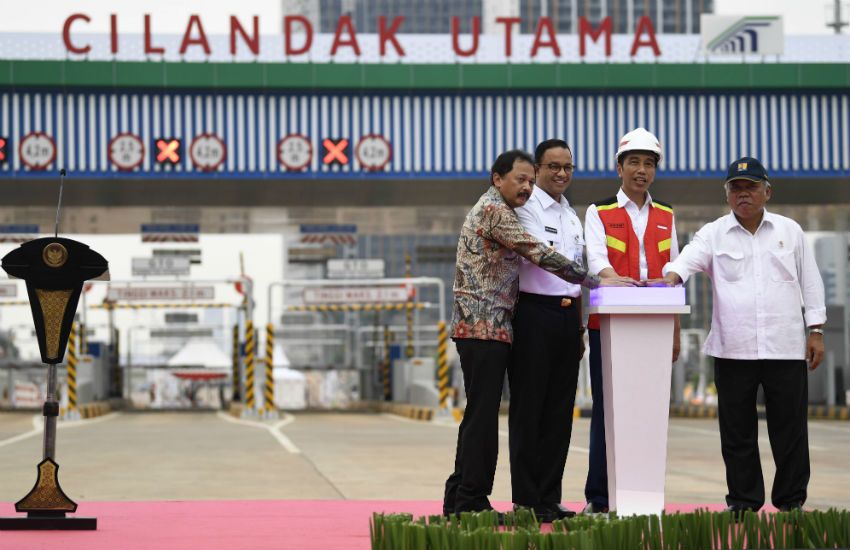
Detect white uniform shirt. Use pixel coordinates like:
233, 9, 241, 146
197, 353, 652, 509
585, 188, 680, 279
663, 210, 826, 360
515, 186, 584, 298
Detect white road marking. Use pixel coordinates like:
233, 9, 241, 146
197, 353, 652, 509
216, 411, 301, 454
0, 412, 120, 449
58, 412, 121, 430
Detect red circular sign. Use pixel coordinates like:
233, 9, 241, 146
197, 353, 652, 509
189, 134, 227, 172
19, 132, 56, 171
355, 134, 392, 171
277, 134, 313, 171
108, 133, 145, 171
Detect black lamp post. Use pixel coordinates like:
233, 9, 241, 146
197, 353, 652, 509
0, 172, 108, 530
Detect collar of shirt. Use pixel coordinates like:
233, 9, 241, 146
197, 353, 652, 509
723, 208, 775, 235
486, 185, 508, 206
617, 187, 653, 213
532, 185, 571, 213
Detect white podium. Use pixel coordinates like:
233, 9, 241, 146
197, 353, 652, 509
587, 287, 690, 517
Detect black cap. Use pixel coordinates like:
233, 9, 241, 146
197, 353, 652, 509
725, 156, 768, 184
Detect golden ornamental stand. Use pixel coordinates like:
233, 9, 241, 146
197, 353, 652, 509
0, 170, 108, 530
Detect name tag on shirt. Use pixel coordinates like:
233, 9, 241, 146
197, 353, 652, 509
545, 226, 558, 234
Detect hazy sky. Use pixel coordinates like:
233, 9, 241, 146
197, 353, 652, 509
1, 0, 841, 35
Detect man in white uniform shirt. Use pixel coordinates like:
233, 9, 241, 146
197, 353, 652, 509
510, 139, 584, 521
658, 156, 826, 513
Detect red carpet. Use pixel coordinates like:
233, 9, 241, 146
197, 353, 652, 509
0, 500, 736, 549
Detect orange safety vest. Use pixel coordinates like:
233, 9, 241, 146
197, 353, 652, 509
587, 196, 674, 330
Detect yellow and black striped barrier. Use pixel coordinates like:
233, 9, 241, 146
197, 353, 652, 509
436, 320, 450, 410
382, 325, 392, 401
405, 307, 414, 357
231, 324, 240, 402
405, 255, 414, 358
808, 405, 850, 420
264, 323, 275, 414
92, 302, 238, 310
287, 302, 426, 313
66, 322, 78, 416
668, 404, 718, 419
377, 402, 435, 421
244, 320, 256, 410
79, 322, 87, 355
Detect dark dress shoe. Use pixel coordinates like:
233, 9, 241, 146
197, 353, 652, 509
777, 502, 803, 512
725, 504, 760, 522
547, 504, 576, 519
582, 502, 609, 514
455, 507, 505, 524
513, 504, 572, 523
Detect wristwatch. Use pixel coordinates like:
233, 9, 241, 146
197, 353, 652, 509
809, 328, 824, 335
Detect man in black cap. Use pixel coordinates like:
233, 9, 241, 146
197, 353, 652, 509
654, 156, 826, 513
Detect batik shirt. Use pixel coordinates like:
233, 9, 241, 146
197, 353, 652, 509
451, 186, 600, 343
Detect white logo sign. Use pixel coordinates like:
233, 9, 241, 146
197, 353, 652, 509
327, 259, 386, 279
108, 133, 145, 171
107, 286, 214, 301
19, 132, 56, 170
356, 135, 392, 171
278, 134, 312, 171
190, 134, 226, 171
303, 286, 408, 305
0, 283, 18, 298
131, 257, 191, 276
701, 16, 784, 56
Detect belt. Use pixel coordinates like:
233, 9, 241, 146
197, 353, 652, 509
518, 291, 580, 309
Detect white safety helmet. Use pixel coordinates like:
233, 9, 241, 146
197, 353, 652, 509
615, 128, 663, 165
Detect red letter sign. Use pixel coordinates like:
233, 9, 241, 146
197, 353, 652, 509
284, 16, 313, 55
230, 16, 259, 55
179, 15, 211, 55
110, 14, 118, 54
378, 16, 405, 56
495, 17, 521, 57
144, 14, 165, 54
531, 17, 561, 57
331, 16, 361, 56
630, 16, 661, 57
62, 14, 91, 54
451, 16, 480, 57
579, 16, 612, 57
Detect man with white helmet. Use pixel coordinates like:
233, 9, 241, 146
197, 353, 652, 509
581, 128, 681, 514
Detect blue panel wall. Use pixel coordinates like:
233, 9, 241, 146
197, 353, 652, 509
0, 89, 847, 179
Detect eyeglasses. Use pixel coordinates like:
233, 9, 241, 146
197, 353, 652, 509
536, 163, 575, 174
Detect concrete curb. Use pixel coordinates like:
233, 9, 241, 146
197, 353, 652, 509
61, 401, 112, 419
377, 402, 434, 421
577, 405, 849, 420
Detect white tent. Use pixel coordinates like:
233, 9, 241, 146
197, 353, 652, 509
167, 339, 231, 369
273, 367, 306, 409
273, 344, 291, 367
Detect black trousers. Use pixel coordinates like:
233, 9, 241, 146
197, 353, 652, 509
508, 293, 581, 506
443, 338, 510, 514
713, 357, 810, 510
584, 329, 608, 507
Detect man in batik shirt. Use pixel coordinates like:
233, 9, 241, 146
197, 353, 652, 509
443, 149, 635, 516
